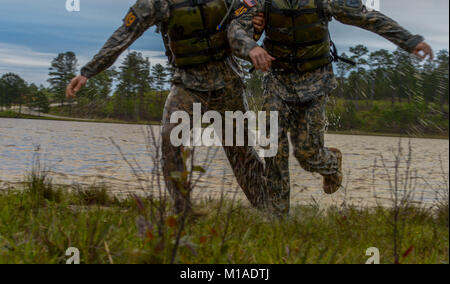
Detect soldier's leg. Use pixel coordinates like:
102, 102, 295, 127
262, 73, 292, 215
290, 94, 340, 177
161, 84, 195, 213
193, 79, 270, 209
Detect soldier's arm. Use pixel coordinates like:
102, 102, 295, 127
228, 1, 261, 61
228, 0, 274, 71
325, 0, 424, 53
80, 0, 170, 79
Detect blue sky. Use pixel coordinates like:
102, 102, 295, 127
0, 0, 448, 85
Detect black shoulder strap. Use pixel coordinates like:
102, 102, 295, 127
264, 0, 272, 27
170, 0, 215, 9
154, 0, 163, 22
330, 39, 356, 66
315, 0, 324, 20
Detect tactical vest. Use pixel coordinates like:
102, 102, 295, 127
263, 0, 332, 73
167, 0, 231, 68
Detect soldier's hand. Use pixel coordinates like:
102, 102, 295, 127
66, 75, 87, 99
253, 13, 265, 34
412, 42, 433, 61
249, 46, 275, 72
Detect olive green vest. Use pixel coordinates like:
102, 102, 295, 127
167, 0, 231, 68
263, 0, 332, 73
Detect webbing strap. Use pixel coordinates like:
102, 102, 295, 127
264, 35, 329, 49
275, 53, 332, 65
170, 0, 215, 9
270, 6, 318, 16
175, 45, 228, 58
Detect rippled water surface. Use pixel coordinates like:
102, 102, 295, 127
1, 118, 448, 207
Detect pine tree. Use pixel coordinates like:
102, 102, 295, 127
151, 63, 168, 91
116, 52, 151, 120
0, 73, 27, 113
48, 52, 78, 106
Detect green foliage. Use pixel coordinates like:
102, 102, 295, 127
242, 46, 449, 136
0, 187, 447, 264
25, 157, 62, 204
151, 63, 169, 91
0, 73, 27, 110
81, 69, 116, 101
74, 185, 119, 206
27, 90, 50, 114
48, 52, 78, 105
327, 98, 449, 135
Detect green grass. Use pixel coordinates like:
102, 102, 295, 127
0, 176, 448, 264
0, 110, 55, 120
0, 110, 159, 125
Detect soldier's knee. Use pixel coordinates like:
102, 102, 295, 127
294, 146, 318, 162
161, 123, 172, 138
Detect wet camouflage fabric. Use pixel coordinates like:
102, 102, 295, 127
162, 80, 270, 213
227, 6, 259, 62
262, 72, 339, 214
229, 0, 425, 213
80, 0, 271, 213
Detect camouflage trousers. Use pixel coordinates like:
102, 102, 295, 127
262, 71, 340, 214
161, 79, 269, 213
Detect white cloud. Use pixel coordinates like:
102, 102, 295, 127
0, 43, 55, 68
0, 42, 169, 85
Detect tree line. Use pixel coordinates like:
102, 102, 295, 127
0, 51, 171, 121
331, 46, 449, 135
0, 46, 448, 134
243, 46, 449, 135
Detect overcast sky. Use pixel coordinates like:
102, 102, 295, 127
0, 0, 448, 85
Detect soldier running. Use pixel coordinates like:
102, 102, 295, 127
229, 0, 433, 214
66, 0, 276, 213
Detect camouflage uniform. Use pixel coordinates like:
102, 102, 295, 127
230, 0, 425, 214
81, 0, 270, 213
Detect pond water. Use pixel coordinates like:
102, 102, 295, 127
1, 117, 448, 207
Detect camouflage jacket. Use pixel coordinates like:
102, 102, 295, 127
229, 0, 425, 100
81, 0, 258, 92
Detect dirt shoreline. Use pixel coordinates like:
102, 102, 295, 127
1, 112, 448, 140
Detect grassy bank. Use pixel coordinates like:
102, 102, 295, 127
0, 110, 62, 121
327, 99, 449, 137
0, 173, 448, 264
0, 110, 159, 125
3, 108, 449, 140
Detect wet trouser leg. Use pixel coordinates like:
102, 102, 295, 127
262, 79, 292, 215
290, 95, 339, 176
162, 81, 269, 213
161, 86, 195, 213
262, 75, 339, 215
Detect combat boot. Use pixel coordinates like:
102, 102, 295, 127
323, 148, 343, 194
